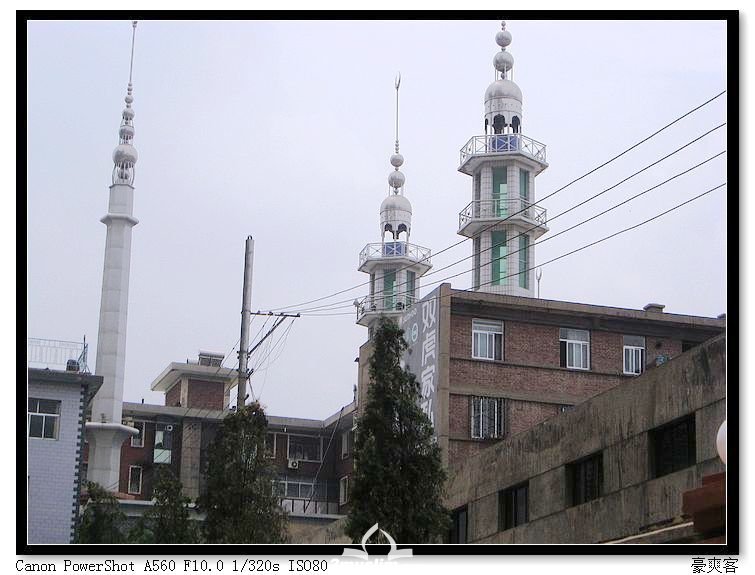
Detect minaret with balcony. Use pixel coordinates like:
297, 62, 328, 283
458, 21, 548, 297
356, 75, 432, 330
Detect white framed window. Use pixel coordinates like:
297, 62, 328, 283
341, 430, 350, 459
471, 396, 503, 439
559, 328, 590, 370
472, 319, 503, 361
130, 421, 145, 448
623, 335, 646, 375
28, 398, 60, 440
154, 424, 173, 464
339, 476, 350, 505
287, 434, 322, 462
128, 466, 142, 495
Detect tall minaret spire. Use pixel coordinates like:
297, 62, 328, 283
356, 74, 432, 330
86, 21, 140, 492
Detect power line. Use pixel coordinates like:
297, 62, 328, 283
279, 145, 726, 315
262, 90, 726, 313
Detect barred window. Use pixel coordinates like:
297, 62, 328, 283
471, 396, 503, 439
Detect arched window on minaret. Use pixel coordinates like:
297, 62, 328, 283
511, 115, 521, 134
397, 223, 408, 239
484, 118, 489, 134
493, 114, 506, 135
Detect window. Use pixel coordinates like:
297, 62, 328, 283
265, 432, 276, 459
567, 452, 603, 506
519, 169, 529, 201
559, 328, 590, 370
341, 430, 350, 459
383, 269, 396, 310
339, 476, 349, 505
518, 235, 529, 289
471, 396, 503, 439
130, 421, 145, 448
288, 435, 322, 462
623, 335, 646, 375
499, 482, 528, 531
491, 231, 507, 286
154, 424, 173, 464
472, 319, 503, 361
448, 506, 468, 544
128, 466, 142, 495
473, 237, 481, 289
492, 167, 508, 217
28, 398, 60, 440
406, 271, 416, 306
651, 415, 696, 478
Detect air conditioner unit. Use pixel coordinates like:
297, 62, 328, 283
165, 425, 174, 432
288, 459, 300, 470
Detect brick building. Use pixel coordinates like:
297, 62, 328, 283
357, 283, 725, 471
89, 352, 355, 526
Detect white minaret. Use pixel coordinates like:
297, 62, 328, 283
356, 74, 432, 332
458, 21, 548, 297
86, 21, 139, 491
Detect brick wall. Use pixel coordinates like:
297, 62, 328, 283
165, 384, 181, 407
119, 421, 156, 500
187, 379, 224, 410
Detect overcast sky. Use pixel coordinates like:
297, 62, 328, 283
26, 18, 727, 420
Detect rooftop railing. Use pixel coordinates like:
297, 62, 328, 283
458, 198, 547, 230
460, 133, 547, 166
359, 241, 432, 268
355, 293, 417, 322
27, 337, 90, 373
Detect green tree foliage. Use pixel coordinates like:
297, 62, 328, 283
198, 401, 287, 543
345, 317, 449, 543
76, 482, 127, 543
129, 466, 199, 543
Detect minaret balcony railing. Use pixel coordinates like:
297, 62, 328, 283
458, 198, 547, 230
359, 241, 432, 268
355, 293, 418, 322
460, 133, 547, 166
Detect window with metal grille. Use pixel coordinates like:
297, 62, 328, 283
472, 319, 503, 361
128, 466, 142, 495
567, 452, 603, 506
651, 415, 696, 478
559, 328, 590, 370
130, 421, 145, 448
498, 482, 529, 531
287, 434, 322, 462
265, 432, 276, 458
448, 505, 468, 544
28, 398, 60, 440
471, 396, 503, 439
623, 335, 646, 375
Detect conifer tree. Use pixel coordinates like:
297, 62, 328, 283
345, 316, 449, 543
76, 482, 127, 543
198, 401, 287, 543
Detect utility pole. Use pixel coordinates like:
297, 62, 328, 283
237, 236, 255, 408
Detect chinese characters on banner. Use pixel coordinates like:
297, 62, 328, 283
400, 287, 441, 432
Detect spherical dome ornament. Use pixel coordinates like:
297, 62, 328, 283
484, 78, 523, 103
496, 29, 512, 48
125, 94, 134, 104
388, 170, 405, 189
113, 143, 139, 165
122, 107, 135, 120
493, 51, 514, 73
390, 153, 404, 168
716, 420, 726, 464
380, 192, 412, 214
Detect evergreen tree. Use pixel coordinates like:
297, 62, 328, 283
198, 401, 287, 543
76, 482, 127, 543
130, 466, 199, 543
345, 317, 449, 543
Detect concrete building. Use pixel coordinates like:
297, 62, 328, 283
27, 339, 102, 544
444, 333, 726, 544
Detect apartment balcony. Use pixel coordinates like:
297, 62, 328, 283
355, 293, 417, 326
459, 133, 548, 175
358, 241, 432, 274
458, 198, 548, 237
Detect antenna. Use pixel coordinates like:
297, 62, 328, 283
394, 72, 401, 152
129, 21, 138, 84
536, 267, 543, 298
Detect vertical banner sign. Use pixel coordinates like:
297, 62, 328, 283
400, 286, 441, 433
